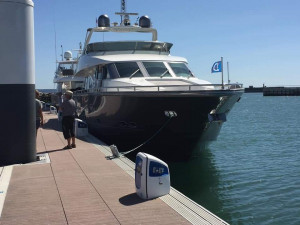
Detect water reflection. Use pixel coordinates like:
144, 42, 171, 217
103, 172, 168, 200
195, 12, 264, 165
167, 148, 232, 223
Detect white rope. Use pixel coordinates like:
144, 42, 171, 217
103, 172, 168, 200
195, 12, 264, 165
107, 111, 177, 159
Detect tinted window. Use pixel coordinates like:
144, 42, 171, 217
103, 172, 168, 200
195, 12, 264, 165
143, 62, 172, 77
86, 41, 173, 53
169, 63, 193, 78
115, 62, 143, 78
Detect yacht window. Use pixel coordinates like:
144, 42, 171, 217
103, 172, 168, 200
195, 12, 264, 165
94, 66, 108, 87
94, 68, 102, 88
73, 81, 84, 90
143, 62, 172, 77
62, 69, 74, 76
107, 64, 118, 79
102, 67, 107, 79
168, 63, 194, 78
84, 75, 96, 90
95, 66, 107, 80
95, 66, 101, 80
58, 63, 75, 76
115, 62, 143, 78
84, 77, 89, 90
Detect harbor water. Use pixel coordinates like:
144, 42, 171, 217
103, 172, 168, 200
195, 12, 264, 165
169, 93, 300, 225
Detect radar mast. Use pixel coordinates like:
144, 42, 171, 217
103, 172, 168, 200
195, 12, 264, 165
115, 0, 138, 26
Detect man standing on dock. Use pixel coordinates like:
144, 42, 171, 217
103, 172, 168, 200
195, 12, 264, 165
60, 91, 76, 149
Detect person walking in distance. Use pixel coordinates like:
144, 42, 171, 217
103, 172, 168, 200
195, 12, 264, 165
35, 90, 44, 136
60, 90, 76, 149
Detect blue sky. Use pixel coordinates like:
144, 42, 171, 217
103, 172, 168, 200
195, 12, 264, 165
34, 0, 300, 88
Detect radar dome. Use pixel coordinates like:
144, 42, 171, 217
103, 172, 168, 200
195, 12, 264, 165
98, 14, 110, 27
64, 51, 72, 60
139, 15, 151, 28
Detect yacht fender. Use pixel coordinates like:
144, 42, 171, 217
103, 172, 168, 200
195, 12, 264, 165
0, 0, 36, 166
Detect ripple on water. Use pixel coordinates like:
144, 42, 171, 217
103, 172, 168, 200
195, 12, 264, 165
174, 94, 300, 225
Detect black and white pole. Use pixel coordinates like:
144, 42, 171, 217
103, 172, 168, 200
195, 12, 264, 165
221, 57, 224, 89
0, 0, 36, 166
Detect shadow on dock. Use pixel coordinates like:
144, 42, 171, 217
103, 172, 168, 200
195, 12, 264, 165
42, 117, 61, 131
119, 193, 147, 206
38, 148, 69, 154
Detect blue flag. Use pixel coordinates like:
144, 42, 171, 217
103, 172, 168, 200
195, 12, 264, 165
211, 61, 222, 73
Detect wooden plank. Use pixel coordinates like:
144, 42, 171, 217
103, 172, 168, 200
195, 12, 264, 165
0, 164, 67, 225
1, 112, 227, 224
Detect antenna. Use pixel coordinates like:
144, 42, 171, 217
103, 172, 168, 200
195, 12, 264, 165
60, 45, 64, 61
121, 0, 126, 12
72, 42, 83, 60
53, 0, 58, 66
227, 61, 230, 84
115, 0, 138, 26
54, 25, 57, 65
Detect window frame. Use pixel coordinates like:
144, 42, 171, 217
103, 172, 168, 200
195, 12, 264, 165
167, 62, 194, 78
113, 62, 144, 78
141, 61, 175, 78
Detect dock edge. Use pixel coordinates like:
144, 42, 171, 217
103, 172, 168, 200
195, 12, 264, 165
86, 134, 229, 225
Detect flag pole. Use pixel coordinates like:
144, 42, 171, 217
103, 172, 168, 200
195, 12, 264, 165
227, 61, 230, 84
221, 57, 224, 89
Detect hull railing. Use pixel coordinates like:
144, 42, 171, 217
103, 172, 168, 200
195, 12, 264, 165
75, 83, 243, 94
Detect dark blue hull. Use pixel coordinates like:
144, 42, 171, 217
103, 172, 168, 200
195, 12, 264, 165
74, 90, 243, 161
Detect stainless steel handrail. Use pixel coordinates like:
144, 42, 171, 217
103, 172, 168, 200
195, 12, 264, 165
75, 83, 243, 94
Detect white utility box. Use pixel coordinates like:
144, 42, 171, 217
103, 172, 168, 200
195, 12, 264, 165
74, 118, 88, 137
135, 152, 170, 200
50, 106, 57, 114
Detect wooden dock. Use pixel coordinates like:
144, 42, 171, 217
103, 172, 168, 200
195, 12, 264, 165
0, 112, 229, 225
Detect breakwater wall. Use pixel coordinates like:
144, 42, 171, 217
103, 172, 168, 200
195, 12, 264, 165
263, 87, 300, 96
245, 86, 263, 93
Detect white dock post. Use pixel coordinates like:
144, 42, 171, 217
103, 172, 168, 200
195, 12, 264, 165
0, 0, 36, 165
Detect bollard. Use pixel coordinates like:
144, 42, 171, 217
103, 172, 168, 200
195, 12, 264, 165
0, 0, 36, 166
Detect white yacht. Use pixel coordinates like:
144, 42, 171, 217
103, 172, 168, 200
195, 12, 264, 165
73, 1, 244, 161
51, 51, 84, 108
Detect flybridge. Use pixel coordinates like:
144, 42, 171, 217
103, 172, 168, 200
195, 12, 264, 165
86, 25, 158, 41
83, 16, 158, 53
83, 0, 158, 53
